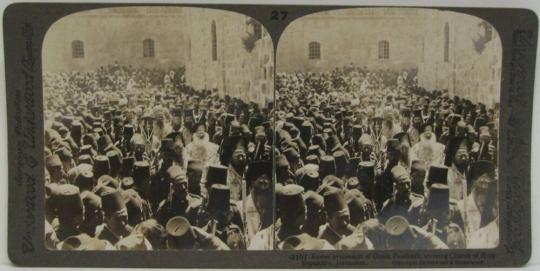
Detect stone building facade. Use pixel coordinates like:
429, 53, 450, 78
42, 7, 274, 105
276, 8, 502, 106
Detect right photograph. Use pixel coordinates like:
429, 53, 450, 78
274, 8, 501, 250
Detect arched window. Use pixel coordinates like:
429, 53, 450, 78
71, 40, 84, 58
143, 39, 155, 58
308, 41, 321, 60
211, 21, 217, 61
378, 40, 389, 59
444, 23, 450, 62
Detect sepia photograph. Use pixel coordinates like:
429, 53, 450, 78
274, 7, 501, 250
42, 6, 275, 251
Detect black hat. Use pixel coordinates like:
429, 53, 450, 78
300, 169, 320, 192
106, 150, 122, 177
121, 157, 135, 177
93, 155, 110, 179
357, 161, 375, 186
245, 160, 272, 184
426, 183, 450, 213
100, 187, 125, 216
319, 155, 336, 179
132, 160, 151, 187
207, 184, 231, 215
412, 109, 423, 119
276, 184, 305, 217
206, 165, 228, 187
426, 165, 449, 188
56, 184, 83, 221
323, 187, 348, 214
75, 169, 94, 192
333, 151, 349, 178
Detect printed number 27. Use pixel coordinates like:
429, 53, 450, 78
271, 10, 288, 21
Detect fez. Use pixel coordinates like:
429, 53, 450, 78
206, 165, 228, 187
106, 150, 122, 176
92, 155, 110, 180
207, 184, 231, 215
323, 187, 348, 214
121, 157, 135, 177
426, 183, 450, 213
56, 184, 84, 221
333, 150, 349, 177
276, 184, 305, 217
319, 155, 336, 179
132, 160, 151, 187
300, 169, 320, 192
100, 187, 126, 216
75, 169, 94, 192
427, 165, 449, 187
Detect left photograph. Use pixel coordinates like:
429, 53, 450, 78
42, 7, 275, 251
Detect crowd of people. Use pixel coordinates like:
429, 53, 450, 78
44, 63, 275, 250
270, 67, 499, 250
43, 63, 499, 251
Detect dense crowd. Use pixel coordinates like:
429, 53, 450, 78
270, 67, 499, 250
44, 64, 274, 250
43, 63, 499, 251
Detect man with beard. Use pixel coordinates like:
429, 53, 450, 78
408, 109, 423, 146
411, 123, 445, 166
96, 187, 133, 245
445, 136, 470, 201
378, 165, 424, 225
184, 122, 219, 167
155, 166, 202, 226
242, 160, 274, 249
457, 160, 498, 248
226, 136, 248, 201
